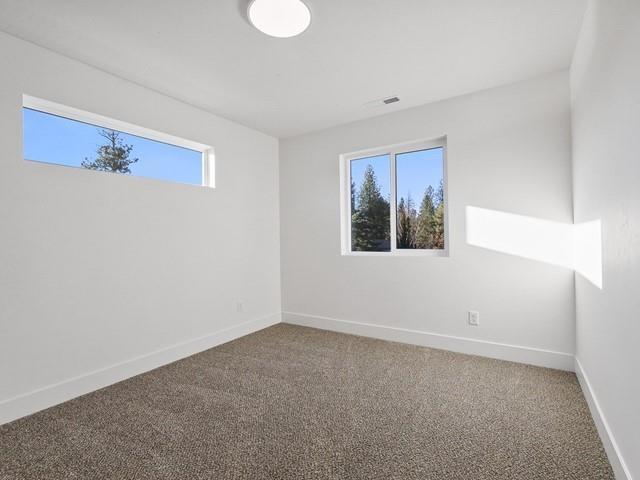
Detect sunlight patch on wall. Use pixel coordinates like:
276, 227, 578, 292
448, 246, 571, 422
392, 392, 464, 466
573, 219, 602, 289
465, 206, 602, 288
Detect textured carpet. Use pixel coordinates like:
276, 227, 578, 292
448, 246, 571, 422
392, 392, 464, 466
0, 323, 613, 479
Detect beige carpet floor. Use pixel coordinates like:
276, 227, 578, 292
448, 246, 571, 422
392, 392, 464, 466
0, 323, 613, 479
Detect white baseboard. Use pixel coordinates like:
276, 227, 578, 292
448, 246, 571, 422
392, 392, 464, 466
282, 311, 575, 371
3, 311, 629, 480
0, 313, 281, 426
575, 357, 633, 480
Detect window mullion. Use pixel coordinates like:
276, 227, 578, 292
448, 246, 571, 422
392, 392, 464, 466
346, 158, 353, 253
202, 151, 208, 187
389, 150, 398, 252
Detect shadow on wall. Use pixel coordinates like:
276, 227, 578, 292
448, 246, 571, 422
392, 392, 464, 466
465, 206, 602, 288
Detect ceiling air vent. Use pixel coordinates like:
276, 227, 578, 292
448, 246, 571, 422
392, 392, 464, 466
363, 96, 401, 108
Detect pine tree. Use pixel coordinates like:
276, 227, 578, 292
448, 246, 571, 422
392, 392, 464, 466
350, 179, 357, 214
431, 202, 445, 249
352, 165, 390, 251
81, 129, 138, 174
432, 180, 445, 248
429, 180, 445, 249
435, 179, 444, 205
397, 194, 417, 249
416, 186, 436, 248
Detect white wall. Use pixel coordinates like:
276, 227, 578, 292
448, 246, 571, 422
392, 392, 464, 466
0, 32, 281, 423
280, 71, 576, 369
571, 1, 640, 478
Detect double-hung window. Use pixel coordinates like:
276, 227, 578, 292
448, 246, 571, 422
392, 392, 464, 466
22, 95, 214, 187
341, 138, 448, 255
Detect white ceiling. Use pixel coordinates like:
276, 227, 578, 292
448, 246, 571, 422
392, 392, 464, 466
0, 0, 587, 138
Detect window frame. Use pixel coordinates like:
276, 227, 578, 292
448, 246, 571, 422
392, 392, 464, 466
22, 95, 215, 188
340, 137, 449, 257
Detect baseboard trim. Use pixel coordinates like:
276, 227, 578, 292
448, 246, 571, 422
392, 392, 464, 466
282, 311, 574, 371
575, 357, 632, 480
4, 311, 628, 479
0, 313, 281, 426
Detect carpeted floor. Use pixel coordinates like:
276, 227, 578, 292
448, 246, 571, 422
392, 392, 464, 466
0, 323, 613, 479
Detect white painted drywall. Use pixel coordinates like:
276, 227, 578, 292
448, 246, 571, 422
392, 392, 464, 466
0, 32, 281, 418
280, 72, 576, 362
571, 0, 640, 477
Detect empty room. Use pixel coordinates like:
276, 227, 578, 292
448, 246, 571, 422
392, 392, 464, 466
0, 0, 638, 478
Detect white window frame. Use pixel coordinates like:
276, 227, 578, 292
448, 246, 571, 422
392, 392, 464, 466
340, 137, 449, 257
22, 95, 215, 188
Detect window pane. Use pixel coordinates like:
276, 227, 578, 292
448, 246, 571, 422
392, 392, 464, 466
350, 154, 391, 252
396, 147, 445, 249
23, 108, 203, 186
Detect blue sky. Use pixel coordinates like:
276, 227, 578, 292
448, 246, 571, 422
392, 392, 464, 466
23, 108, 202, 186
351, 147, 444, 207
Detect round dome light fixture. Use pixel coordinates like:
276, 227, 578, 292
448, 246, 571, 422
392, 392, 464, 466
248, 0, 311, 38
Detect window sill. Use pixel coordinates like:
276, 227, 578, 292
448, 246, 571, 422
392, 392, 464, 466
342, 249, 449, 258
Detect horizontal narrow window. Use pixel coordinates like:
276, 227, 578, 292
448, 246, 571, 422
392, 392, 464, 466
22, 96, 213, 187
341, 138, 448, 256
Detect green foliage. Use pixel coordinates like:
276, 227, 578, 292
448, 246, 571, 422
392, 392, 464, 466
81, 129, 138, 174
397, 194, 417, 249
431, 202, 445, 249
415, 186, 435, 248
351, 165, 444, 251
351, 165, 390, 251
350, 179, 356, 214
398, 180, 445, 250
434, 179, 444, 205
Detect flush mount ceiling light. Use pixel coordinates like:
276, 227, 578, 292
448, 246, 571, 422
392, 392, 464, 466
248, 0, 311, 38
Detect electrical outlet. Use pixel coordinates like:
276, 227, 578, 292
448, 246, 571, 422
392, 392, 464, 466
236, 302, 244, 313
468, 310, 480, 326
